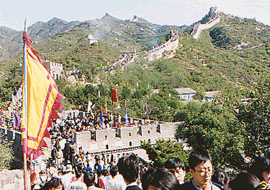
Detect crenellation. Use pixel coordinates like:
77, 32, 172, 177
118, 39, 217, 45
0, 120, 179, 159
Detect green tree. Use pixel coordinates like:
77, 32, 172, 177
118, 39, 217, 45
176, 102, 246, 169
236, 79, 270, 159
141, 139, 189, 168
121, 86, 131, 100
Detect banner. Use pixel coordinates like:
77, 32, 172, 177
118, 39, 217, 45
22, 31, 65, 159
112, 88, 118, 103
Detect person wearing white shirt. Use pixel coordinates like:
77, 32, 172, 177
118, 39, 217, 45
105, 166, 126, 190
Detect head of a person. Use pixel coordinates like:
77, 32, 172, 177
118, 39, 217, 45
189, 149, 213, 189
102, 169, 109, 176
110, 166, 118, 178
47, 177, 63, 190
211, 169, 229, 188
118, 153, 140, 184
79, 146, 83, 152
84, 171, 95, 187
143, 168, 179, 190
249, 157, 270, 183
165, 157, 186, 184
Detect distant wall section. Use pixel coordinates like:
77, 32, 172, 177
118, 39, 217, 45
146, 30, 179, 61
191, 15, 220, 39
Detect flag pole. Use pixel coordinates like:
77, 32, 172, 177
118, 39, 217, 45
23, 18, 29, 190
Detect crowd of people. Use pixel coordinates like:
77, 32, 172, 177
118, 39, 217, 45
30, 148, 270, 190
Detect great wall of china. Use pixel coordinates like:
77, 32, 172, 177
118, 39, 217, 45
191, 8, 220, 39
146, 30, 179, 61
0, 112, 181, 189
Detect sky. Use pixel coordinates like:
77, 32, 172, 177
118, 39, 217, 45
0, 0, 269, 31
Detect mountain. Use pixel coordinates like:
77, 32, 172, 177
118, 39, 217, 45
1, 8, 270, 110
0, 14, 179, 61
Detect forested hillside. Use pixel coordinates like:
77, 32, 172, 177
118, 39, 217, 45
0, 9, 270, 122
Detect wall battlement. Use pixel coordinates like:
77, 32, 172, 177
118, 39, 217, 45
75, 122, 180, 153
0, 121, 181, 157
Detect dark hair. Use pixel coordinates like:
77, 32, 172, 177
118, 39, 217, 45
102, 169, 109, 176
75, 166, 83, 179
141, 168, 155, 190
165, 157, 186, 171
110, 166, 118, 177
189, 149, 212, 169
212, 169, 229, 188
143, 168, 179, 190
47, 177, 63, 189
249, 157, 270, 181
97, 169, 102, 177
117, 156, 126, 174
118, 153, 139, 183
84, 171, 95, 187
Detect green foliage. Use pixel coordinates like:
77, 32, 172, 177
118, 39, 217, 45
210, 26, 239, 49
235, 79, 270, 159
141, 139, 189, 167
176, 102, 246, 169
0, 11, 270, 124
0, 139, 16, 170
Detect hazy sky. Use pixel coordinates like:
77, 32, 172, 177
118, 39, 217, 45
1, 0, 269, 31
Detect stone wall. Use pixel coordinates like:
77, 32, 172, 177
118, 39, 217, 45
146, 30, 179, 61
75, 122, 180, 153
191, 16, 220, 39
0, 169, 24, 190
0, 121, 181, 157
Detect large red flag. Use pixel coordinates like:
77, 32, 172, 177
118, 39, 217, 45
22, 31, 65, 159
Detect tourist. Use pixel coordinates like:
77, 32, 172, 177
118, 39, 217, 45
46, 177, 63, 190
165, 157, 186, 184
101, 169, 112, 188
142, 168, 179, 190
84, 171, 103, 190
174, 149, 221, 190
211, 169, 229, 190
60, 164, 74, 190
68, 166, 87, 190
105, 166, 126, 190
118, 153, 141, 190
229, 157, 270, 190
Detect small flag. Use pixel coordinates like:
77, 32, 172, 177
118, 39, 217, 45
105, 100, 108, 115
99, 107, 104, 128
125, 102, 128, 127
145, 103, 149, 120
112, 88, 118, 103
13, 112, 21, 129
